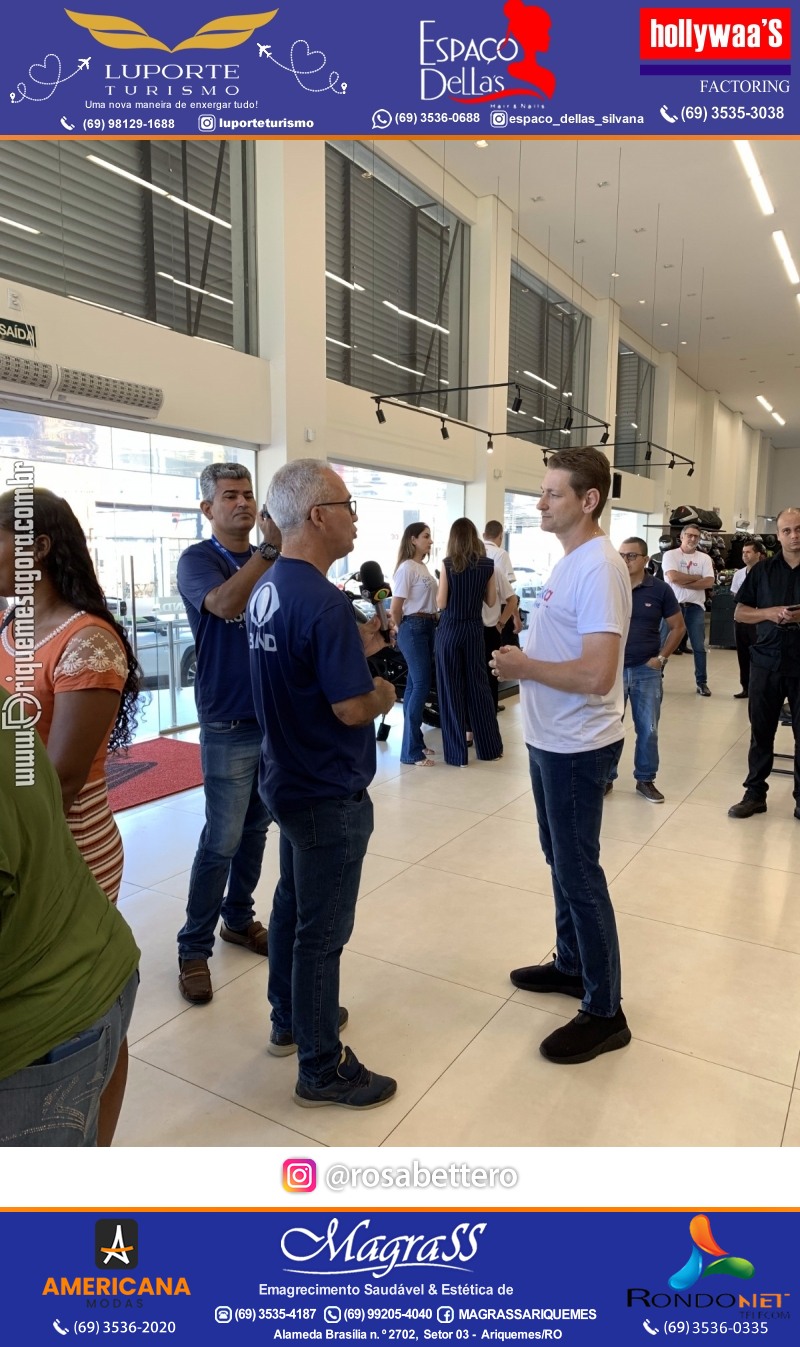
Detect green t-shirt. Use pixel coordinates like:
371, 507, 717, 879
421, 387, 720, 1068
0, 694, 141, 1080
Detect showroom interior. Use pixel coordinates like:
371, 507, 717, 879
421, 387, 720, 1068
1, 135, 799, 1147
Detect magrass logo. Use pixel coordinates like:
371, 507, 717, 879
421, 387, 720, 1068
669, 1214, 755, 1290
95, 1219, 138, 1269
65, 8, 278, 52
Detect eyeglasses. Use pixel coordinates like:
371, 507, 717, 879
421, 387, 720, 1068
307, 498, 357, 520
619, 552, 646, 561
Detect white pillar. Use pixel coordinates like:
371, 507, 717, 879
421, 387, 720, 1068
464, 193, 513, 529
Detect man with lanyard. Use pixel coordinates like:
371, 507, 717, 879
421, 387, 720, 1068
247, 459, 397, 1109
608, 537, 685, 804
730, 538, 766, 699
175, 463, 281, 1004
661, 524, 715, 696
728, 507, 800, 819
491, 447, 632, 1065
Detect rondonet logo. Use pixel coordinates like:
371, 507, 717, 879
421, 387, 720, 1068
420, 1, 556, 104
65, 8, 278, 51
640, 7, 792, 60
280, 1217, 487, 1279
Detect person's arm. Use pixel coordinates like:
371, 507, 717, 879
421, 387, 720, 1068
437, 565, 449, 610
47, 688, 122, 813
332, 679, 396, 725
201, 517, 283, 620
734, 603, 792, 625
498, 592, 519, 631
645, 611, 685, 666
484, 572, 497, 611
665, 568, 707, 590
492, 632, 621, 696
389, 596, 405, 627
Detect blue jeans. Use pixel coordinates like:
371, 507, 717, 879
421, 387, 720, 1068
178, 721, 272, 961
396, 617, 436, 764
268, 791, 374, 1088
527, 741, 623, 1018
0, 970, 138, 1147
680, 602, 707, 685
621, 663, 663, 781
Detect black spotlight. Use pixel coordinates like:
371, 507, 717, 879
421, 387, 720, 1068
687, 464, 695, 477
542, 452, 549, 466
668, 457, 675, 470
600, 426, 610, 445
564, 410, 573, 431
440, 419, 449, 440
644, 446, 652, 462
375, 402, 386, 425
486, 437, 494, 454
511, 385, 523, 414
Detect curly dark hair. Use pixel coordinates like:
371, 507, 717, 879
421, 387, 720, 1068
0, 487, 141, 752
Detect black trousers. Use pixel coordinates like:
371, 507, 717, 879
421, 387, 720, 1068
482, 620, 521, 711
743, 665, 800, 801
734, 621, 757, 693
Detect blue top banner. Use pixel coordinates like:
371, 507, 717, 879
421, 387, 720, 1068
0, 1, 797, 137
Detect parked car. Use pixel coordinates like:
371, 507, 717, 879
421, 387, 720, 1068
104, 600, 196, 689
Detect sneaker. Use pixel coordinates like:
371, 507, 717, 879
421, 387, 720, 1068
220, 919, 268, 956
510, 956, 585, 999
294, 1046, 397, 1110
733, 690, 749, 699
539, 1008, 631, 1064
728, 795, 767, 819
178, 958, 212, 1004
636, 781, 664, 804
697, 684, 712, 697
269, 1007, 349, 1058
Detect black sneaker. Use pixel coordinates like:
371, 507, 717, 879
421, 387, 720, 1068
636, 781, 664, 804
697, 684, 712, 697
269, 1007, 349, 1058
540, 1008, 631, 1064
510, 956, 585, 998
294, 1046, 397, 1110
728, 795, 767, 819
733, 690, 749, 699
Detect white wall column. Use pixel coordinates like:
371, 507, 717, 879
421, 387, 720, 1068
464, 193, 513, 529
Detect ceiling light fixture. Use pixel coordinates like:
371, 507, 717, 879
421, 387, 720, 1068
772, 230, 800, 285
756, 395, 774, 411
511, 385, 523, 413
687, 464, 695, 477
660, 321, 669, 327
563, 409, 573, 431
600, 427, 610, 445
157, 272, 233, 305
772, 412, 786, 425
475, 140, 489, 148
668, 457, 675, 470
372, 353, 428, 379
733, 140, 775, 216
523, 369, 557, 390
611, 272, 620, 278
326, 270, 365, 293
382, 300, 449, 334
375, 401, 386, 424
486, 437, 494, 454
86, 153, 170, 196
440, 418, 449, 440
644, 447, 652, 461
167, 195, 231, 229
0, 214, 41, 235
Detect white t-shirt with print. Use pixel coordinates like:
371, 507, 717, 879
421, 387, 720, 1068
520, 536, 631, 754
392, 560, 438, 615
662, 546, 714, 607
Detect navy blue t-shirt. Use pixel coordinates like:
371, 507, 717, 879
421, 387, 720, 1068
624, 573, 680, 667
247, 557, 376, 808
177, 538, 257, 724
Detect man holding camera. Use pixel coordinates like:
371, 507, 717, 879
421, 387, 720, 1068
175, 463, 281, 1003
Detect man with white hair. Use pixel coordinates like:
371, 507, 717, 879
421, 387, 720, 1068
247, 460, 397, 1110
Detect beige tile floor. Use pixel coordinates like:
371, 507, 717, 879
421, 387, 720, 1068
113, 647, 800, 1148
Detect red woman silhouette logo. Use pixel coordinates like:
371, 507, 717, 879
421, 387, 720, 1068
503, 0, 556, 99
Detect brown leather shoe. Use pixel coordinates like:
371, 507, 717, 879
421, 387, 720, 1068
220, 919, 268, 956
179, 958, 213, 1004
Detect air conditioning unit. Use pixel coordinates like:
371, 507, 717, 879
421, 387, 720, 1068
0, 352, 163, 420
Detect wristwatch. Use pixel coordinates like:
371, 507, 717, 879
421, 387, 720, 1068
657, 655, 668, 668
258, 541, 281, 563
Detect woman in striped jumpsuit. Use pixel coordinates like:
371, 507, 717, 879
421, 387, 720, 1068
435, 518, 504, 766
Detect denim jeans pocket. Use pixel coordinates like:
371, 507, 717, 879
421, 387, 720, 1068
276, 806, 317, 851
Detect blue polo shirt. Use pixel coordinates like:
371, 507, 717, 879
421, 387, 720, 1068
624, 573, 680, 668
247, 557, 376, 809
177, 538, 257, 724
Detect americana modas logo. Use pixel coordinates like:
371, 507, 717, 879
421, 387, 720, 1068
95, 1219, 139, 1270
669, 1214, 754, 1290
65, 8, 278, 52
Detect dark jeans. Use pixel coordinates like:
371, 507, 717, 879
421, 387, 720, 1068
396, 616, 436, 764
743, 666, 800, 801
268, 791, 374, 1088
528, 740, 624, 1018
735, 621, 756, 693
621, 663, 663, 782
680, 602, 707, 685
178, 721, 271, 961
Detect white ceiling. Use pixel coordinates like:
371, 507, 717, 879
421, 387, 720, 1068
417, 138, 800, 449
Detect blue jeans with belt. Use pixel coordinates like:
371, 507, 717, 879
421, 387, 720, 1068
267, 791, 374, 1089
396, 616, 436, 764
528, 741, 624, 1018
178, 720, 272, 961
680, 602, 708, 686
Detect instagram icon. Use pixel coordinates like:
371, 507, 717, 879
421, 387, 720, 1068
283, 1159, 317, 1192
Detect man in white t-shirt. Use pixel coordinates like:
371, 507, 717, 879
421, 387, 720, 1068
661, 524, 715, 696
491, 447, 632, 1066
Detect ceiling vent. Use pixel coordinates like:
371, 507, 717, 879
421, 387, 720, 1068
0, 354, 163, 420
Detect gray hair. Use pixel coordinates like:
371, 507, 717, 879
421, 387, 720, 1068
266, 459, 338, 532
199, 462, 252, 504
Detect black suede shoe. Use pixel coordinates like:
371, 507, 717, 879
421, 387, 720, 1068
733, 690, 749, 699
294, 1046, 397, 1110
539, 1008, 631, 1064
697, 684, 712, 697
728, 796, 767, 819
510, 956, 585, 998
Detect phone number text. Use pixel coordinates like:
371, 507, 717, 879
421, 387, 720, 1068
83, 119, 176, 131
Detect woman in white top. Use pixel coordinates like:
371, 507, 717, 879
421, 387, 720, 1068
391, 523, 438, 766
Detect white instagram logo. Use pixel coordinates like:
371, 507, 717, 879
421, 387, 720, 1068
198, 114, 217, 132
490, 109, 508, 127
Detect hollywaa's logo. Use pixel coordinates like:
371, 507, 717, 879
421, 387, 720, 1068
420, 1, 556, 103
65, 8, 278, 51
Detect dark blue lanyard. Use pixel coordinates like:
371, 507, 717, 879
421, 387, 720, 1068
209, 535, 254, 573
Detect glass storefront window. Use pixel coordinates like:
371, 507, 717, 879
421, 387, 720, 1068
503, 490, 562, 624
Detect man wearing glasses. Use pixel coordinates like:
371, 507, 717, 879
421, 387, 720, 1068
610, 539, 685, 804
661, 524, 715, 696
247, 460, 397, 1110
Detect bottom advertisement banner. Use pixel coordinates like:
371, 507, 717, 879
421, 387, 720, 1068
0, 1210, 795, 1345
